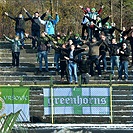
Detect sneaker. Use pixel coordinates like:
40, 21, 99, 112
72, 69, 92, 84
125, 79, 128, 81
75, 82, 78, 84
98, 75, 102, 77
117, 79, 122, 81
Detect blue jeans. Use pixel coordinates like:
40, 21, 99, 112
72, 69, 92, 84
68, 62, 78, 83
99, 54, 107, 71
38, 51, 48, 71
54, 53, 60, 71
110, 56, 119, 74
16, 31, 24, 46
118, 61, 128, 80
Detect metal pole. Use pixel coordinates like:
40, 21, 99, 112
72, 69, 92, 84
50, 76, 54, 124
109, 74, 113, 124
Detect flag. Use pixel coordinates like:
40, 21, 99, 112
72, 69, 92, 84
0, 87, 29, 122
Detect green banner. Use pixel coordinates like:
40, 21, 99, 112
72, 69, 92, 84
43, 87, 110, 115
0, 86, 29, 122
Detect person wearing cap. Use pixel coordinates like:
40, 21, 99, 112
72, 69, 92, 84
25, 32, 50, 73
3, 34, 26, 68
72, 33, 83, 48
95, 22, 116, 44
39, 12, 59, 36
88, 5, 104, 41
94, 15, 111, 40
4, 11, 30, 49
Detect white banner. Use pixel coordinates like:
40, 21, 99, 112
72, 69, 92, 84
43, 87, 110, 115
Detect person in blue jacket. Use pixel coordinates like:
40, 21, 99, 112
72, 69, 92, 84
39, 12, 59, 36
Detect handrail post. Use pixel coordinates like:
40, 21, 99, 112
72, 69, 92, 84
50, 76, 54, 124
109, 74, 113, 124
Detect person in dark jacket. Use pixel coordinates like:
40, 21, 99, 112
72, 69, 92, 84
4, 12, 30, 48
127, 31, 133, 66
23, 8, 48, 49
25, 32, 50, 73
52, 43, 69, 82
86, 37, 103, 76
99, 35, 110, 72
3, 34, 25, 67
117, 42, 130, 81
109, 38, 121, 75
115, 26, 133, 43
61, 44, 88, 84
65, 54, 90, 84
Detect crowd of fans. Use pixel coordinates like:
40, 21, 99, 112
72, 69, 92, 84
3, 5, 133, 84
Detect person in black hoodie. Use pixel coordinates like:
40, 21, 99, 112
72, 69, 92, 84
109, 38, 121, 76
127, 31, 133, 66
51, 43, 69, 82
23, 8, 48, 49
4, 11, 30, 49
117, 42, 130, 81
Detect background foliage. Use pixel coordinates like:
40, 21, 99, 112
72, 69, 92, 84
0, 0, 132, 38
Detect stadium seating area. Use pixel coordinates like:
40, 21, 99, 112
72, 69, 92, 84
0, 41, 132, 85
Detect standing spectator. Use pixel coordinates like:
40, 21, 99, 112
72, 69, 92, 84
45, 34, 64, 72
80, 5, 104, 41
65, 54, 90, 84
23, 8, 48, 49
72, 34, 84, 60
52, 43, 68, 82
86, 37, 103, 76
25, 32, 50, 73
109, 38, 120, 76
101, 22, 116, 43
3, 34, 25, 67
72, 33, 83, 48
88, 6, 104, 41
99, 35, 110, 72
61, 44, 88, 84
117, 43, 130, 81
127, 31, 133, 66
39, 12, 59, 53
4, 11, 30, 49
115, 26, 133, 43
80, 6, 90, 39
94, 15, 111, 40
39, 12, 59, 36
